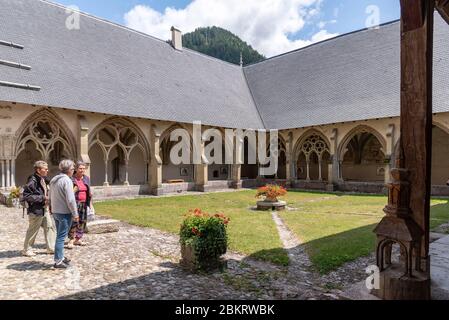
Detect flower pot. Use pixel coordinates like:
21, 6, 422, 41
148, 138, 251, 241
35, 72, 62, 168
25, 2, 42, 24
180, 244, 227, 273
264, 196, 278, 202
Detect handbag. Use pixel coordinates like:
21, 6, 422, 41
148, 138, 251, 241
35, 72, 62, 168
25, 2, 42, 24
86, 205, 96, 222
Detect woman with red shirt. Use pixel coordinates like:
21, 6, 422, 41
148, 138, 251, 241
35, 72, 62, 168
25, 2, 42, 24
67, 161, 92, 248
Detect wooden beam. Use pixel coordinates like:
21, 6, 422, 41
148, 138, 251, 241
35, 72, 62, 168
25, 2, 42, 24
436, 0, 449, 24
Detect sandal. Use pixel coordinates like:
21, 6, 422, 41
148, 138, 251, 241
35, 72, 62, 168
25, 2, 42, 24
66, 240, 75, 249
74, 240, 88, 246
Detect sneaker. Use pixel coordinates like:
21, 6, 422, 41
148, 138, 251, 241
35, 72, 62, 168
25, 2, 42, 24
22, 250, 36, 257
63, 257, 71, 264
46, 249, 55, 254
53, 262, 69, 269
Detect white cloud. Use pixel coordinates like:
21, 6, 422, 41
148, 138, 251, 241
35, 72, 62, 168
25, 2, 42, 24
124, 0, 338, 57
311, 29, 338, 43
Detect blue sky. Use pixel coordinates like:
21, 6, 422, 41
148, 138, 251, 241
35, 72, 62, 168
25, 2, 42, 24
55, 0, 400, 57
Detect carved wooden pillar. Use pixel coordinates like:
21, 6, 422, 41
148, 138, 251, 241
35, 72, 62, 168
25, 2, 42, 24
373, 0, 434, 300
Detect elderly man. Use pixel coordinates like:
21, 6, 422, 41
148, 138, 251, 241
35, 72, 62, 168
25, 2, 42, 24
49, 160, 79, 269
22, 161, 56, 257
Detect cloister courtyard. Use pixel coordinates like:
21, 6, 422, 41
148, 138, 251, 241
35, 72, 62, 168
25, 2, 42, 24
1, 189, 449, 300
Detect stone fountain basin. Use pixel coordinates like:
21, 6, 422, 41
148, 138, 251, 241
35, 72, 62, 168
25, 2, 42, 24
256, 200, 287, 211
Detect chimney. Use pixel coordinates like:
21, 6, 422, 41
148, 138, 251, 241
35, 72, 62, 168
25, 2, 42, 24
171, 26, 182, 51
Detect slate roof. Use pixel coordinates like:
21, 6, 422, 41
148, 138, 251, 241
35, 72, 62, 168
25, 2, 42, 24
244, 13, 449, 130
0, 0, 263, 129
1, 0, 448, 131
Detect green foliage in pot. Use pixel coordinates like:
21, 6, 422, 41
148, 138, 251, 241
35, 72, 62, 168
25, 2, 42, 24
179, 209, 230, 270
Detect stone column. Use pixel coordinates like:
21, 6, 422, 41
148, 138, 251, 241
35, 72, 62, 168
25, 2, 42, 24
285, 132, 293, 187
231, 164, 242, 189
384, 124, 395, 185
305, 156, 311, 181
1, 160, 5, 189
78, 116, 91, 177
103, 160, 109, 187
194, 141, 209, 192
318, 158, 323, 181
231, 134, 242, 189
149, 125, 163, 196
326, 156, 336, 191
384, 156, 392, 185
6, 159, 10, 188
11, 158, 15, 187
329, 128, 340, 187
338, 160, 343, 182
123, 160, 130, 186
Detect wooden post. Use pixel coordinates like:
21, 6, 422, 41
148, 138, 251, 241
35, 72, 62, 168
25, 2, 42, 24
373, 0, 434, 300
400, 0, 434, 268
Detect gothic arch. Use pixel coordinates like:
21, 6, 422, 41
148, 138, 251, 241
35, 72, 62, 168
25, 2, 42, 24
293, 129, 331, 181
159, 123, 194, 182
89, 117, 151, 161
338, 125, 386, 182
88, 117, 151, 186
15, 108, 77, 161
338, 125, 386, 161
293, 129, 331, 161
13, 108, 77, 184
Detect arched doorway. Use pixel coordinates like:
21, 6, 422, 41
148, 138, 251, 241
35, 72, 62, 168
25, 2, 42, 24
14, 110, 76, 185
159, 125, 194, 183
88, 118, 150, 186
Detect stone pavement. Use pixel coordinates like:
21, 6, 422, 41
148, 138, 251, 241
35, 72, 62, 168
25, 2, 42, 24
0, 205, 371, 300
430, 235, 449, 299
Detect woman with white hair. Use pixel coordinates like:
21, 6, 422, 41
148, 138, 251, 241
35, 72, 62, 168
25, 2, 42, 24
49, 159, 78, 269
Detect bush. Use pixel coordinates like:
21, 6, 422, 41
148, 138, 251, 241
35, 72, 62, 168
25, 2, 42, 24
179, 209, 230, 271
8, 186, 20, 200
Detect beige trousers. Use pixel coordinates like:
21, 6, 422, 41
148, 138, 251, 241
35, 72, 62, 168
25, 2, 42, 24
23, 211, 56, 251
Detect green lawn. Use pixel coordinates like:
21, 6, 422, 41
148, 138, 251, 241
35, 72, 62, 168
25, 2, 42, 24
94, 190, 449, 273
280, 191, 449, 274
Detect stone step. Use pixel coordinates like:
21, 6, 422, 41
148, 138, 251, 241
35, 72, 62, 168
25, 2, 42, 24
86, 219, 120, 234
